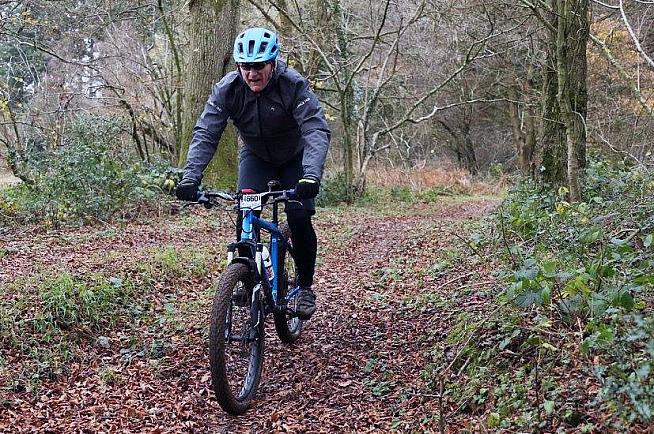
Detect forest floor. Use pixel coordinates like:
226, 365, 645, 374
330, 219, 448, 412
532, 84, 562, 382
0, 196, 510, 433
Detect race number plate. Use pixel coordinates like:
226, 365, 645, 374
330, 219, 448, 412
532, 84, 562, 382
240, 193, 263, 210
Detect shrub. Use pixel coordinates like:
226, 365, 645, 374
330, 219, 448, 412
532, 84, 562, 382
39, 273, 132, 329
495, 160, 654, 426
316, 171, 350, 207
0, 115, 175, 226
595, 314, 654, 424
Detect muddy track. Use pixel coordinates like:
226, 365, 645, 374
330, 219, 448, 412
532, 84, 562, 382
1, 199, 499, 433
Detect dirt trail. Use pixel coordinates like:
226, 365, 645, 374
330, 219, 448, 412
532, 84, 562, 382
0, 199, 499, 433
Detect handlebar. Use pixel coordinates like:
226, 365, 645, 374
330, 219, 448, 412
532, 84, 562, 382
189, 188, 298, 209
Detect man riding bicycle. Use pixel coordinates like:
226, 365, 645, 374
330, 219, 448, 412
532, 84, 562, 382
176, 27, 331, 320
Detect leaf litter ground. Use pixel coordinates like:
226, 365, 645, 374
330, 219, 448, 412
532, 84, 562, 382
0, 198, 501, 433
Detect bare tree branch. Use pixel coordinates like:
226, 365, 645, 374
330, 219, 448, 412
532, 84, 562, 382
344, 0, 392, 91
618, 0, 654, 68
589, 32, 654, 117
520, 0, 557, 33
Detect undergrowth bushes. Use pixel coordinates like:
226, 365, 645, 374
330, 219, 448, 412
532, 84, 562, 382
0, 273, 136, 391
0, 243, 213, 393
316, 169, 484, 207
429, 161, 654, 431
494, 160, 654, 428
0, 115, 176, 227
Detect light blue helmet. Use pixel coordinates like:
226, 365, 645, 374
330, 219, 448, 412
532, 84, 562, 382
233, 27, 279, 63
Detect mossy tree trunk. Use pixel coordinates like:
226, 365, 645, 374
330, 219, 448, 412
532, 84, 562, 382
178, 0, 240, 190
540, 0, 588, 201
332, 0, 357, 202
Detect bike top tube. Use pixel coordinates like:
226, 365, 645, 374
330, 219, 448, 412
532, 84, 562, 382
190, 188, 298, 242
242, 212, 281, 239
240, 192, 296, 240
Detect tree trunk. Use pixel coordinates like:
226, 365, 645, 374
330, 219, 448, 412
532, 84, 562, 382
556, 0, 587, 202
1, 102, 32, 184
333, 0, 357, 201
341, 90, 356, 200
540, 0, 588, 201
508, 87, 536, 176
305, 0, 331, 79
462, 135, 478, 176
178, 0, 240, 190
438, 118, 477, 175
540, 20, 567, 187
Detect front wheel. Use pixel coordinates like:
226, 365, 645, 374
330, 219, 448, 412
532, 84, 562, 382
209, 263, 264, 415
274, 223, 303, 343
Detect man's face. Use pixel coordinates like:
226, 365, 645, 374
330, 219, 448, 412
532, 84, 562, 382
238, 61, 274, 93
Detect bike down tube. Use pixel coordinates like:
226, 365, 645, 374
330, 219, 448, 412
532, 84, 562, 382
248, 215, 285, 305
250, 214, 286, 304
239, 190, 296, 307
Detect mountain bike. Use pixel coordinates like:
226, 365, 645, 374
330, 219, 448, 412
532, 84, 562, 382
190, 181, 303, 415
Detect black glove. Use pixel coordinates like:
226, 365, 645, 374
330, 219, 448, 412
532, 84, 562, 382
175, 178, 199, 201
295, 176, 320, 199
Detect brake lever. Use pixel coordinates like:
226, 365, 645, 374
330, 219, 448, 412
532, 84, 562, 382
216, 191, 235, 201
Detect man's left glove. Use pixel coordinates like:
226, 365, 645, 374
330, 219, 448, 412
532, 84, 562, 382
295, 176, 320, 199
175, 178, 199, 201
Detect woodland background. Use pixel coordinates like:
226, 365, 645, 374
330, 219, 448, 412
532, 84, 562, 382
1, 0, 654, 432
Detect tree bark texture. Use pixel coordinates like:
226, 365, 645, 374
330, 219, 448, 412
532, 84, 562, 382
333, 0, 357, 201
509, 98, 536, 176
178, 0, 240, 190
540, 0, 588, 200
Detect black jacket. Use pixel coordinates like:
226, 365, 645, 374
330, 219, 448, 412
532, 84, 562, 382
183, 60, 331, 183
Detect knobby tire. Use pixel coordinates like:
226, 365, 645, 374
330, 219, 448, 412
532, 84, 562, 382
273, 223, 303, 343
209, 263, 264, 415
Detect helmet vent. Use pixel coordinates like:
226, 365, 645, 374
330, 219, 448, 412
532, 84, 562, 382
233, 27, 280, 63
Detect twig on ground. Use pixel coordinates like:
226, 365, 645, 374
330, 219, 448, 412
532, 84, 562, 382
439, 375, 446, 434
435, 271, 475, 292
498, 205, 518, 267
455, 355, 472, 377
454, 280, 497, 292
450, 231, 486, 262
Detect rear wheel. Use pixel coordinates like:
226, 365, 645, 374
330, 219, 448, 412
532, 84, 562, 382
209, 263, 264, 415
274, 223, 303, 343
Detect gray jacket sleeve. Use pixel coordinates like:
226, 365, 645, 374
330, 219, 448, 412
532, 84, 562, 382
292, 79, 331, 180
182, 74, 234, 183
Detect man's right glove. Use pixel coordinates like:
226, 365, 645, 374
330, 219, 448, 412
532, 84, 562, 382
295, 176, 320, 199
175, 178, 199, 201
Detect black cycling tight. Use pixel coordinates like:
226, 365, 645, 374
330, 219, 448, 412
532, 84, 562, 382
285, 208, 317, 288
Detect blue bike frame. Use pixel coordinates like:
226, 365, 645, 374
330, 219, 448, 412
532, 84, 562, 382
238, 204, 298, 307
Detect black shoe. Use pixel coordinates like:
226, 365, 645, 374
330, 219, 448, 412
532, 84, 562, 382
296, 286, 316, 320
